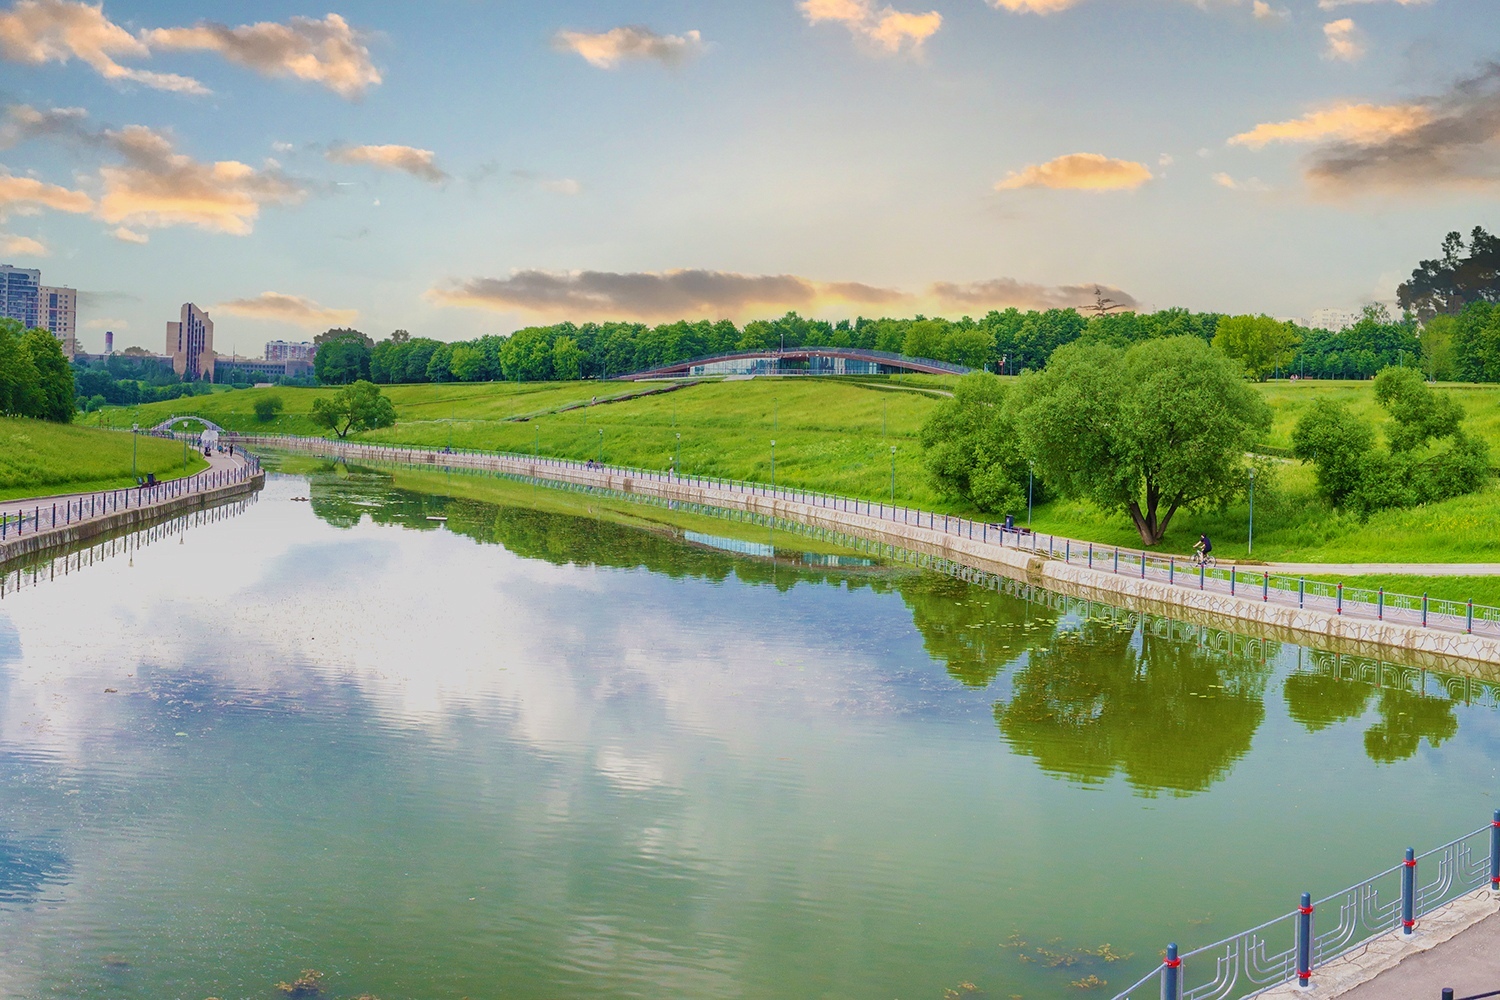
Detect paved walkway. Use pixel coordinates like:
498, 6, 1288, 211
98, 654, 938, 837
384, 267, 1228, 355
0, 449, 247, 521
1266, 563, 1500, 577
1339, 909, 1500, 1000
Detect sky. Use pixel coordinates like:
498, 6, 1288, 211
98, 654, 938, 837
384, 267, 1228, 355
0, 0, 1495, 354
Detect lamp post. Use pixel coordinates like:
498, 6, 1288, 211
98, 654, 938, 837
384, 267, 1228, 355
1248, 466, 1256, 556
773, 397, 778, 432
132, 422, 139, 482
675, 432, 681, 475
596, 428, 604, 467
770, 440, 776, 487
182, 429, 187, 473
883, 400, 887, 438
1027, 463, 1034, 526
890, 445, 896, 501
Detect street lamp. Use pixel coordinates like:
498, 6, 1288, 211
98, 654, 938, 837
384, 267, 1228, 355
1248, 466, 1256, 556
770, 440, 776, 487
773, 397, 778, 432
675, 432, 681, 476
890, 445, 897, 501
597, 428, 604, 467
132, 422, 139, 482
1027, 463, 1034, 526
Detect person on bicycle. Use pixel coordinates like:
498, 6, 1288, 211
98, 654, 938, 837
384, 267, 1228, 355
1194, 533, 1213, 565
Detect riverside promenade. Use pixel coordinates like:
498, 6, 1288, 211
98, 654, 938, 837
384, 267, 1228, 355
232, 435, 1500, 666
0, 448, 264, 567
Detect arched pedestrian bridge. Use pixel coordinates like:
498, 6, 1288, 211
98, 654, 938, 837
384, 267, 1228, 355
149, 416, 227, 433
614, 348, 972, 380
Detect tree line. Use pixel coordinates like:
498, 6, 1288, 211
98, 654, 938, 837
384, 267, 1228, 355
0, 319, 74, 422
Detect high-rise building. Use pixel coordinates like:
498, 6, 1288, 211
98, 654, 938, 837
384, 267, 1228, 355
105, 331, 114, 354
265, 339, 315, 362
0, 264, 41, 329
1309, 308, 1363, 333
166, 303, 214, 380
40, 285, 77, 356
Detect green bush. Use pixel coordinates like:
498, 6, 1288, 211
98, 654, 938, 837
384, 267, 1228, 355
254, 395, 285, 423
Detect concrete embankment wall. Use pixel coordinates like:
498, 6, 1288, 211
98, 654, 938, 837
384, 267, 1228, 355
242, 437, 1500, 666
0, 473, 265, 568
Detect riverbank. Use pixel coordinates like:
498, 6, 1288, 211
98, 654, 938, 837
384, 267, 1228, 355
0, 416, 211, 501
234, 435, 1500, 666
0, 450, 265, 568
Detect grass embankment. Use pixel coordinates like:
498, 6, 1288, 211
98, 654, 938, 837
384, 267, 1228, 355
83, 379, 1500, 601
0, 417, 210, 501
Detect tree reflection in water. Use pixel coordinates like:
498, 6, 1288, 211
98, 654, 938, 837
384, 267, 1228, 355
1283, 653, 1459, 764
994, 617, 1273, 796
897, 573, 1056, 688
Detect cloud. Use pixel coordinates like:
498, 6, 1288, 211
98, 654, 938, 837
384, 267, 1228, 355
215, 291, 357, 328
983, 0, 1083, 11
144, 14, 380, 99
1252, 1, 1289, 21
552, 26, 705, 68
1229, 102, 1431, 147
1323, 18, 1363, 62
0, 171, 93, 216
429, 269, 908, 320
928, 279, 1138, 312
1, 105, 308, 234
511, 170, 581, 195
800, 0, 942, 54
327, 144, 447, 183
0, 0, 206, 93
1318, 0, 1430, 7
0, 232, 45, 254
995, 152, 1153, 191
1211, 172, 1270, 192
109, 225, 146, 243
428, 268, 1136, 320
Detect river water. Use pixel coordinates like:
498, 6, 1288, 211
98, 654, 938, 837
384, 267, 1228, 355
1, 463, 1497, 1000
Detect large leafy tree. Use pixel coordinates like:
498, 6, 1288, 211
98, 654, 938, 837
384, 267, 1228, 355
0, 320, 41, 416
1212, 314, 1301, 381
310, 380, 397, 438
1397, 227, 1500, 322
21, 327, 74, 422
1008, 336, 1271, 545
919, 372, 1031, 515
314, 330, 372, 384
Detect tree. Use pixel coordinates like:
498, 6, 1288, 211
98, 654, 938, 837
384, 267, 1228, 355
919, 372, 1031, 515
1212, 315, 1301, 381
938, 327, 995, 369
1453, 301, 1500, 382
552, 335, 585, 381
1420, 315, 1460, 381
1291, 399, 1375, 507
1397, 227, 1500, 322
0, 320, 40, 416
309, 380, 397, 438
254, 395, 285, 422
314, 334, 372, 384
1008, 336, 1271, 545
22, 328, 75, 422
314, 327, 374, 349
902, 318, 949, 359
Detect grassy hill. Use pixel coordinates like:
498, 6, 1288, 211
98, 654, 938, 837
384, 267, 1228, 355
1, 417, 210, 501
79, 377, 1500, 573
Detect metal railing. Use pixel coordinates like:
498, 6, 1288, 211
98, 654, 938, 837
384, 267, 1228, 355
1112, 813, 1500, 1000
0, 445, 261, 543
226, 434, 1500, 641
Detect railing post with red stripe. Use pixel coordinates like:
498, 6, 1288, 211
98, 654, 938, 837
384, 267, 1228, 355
1162, 942, 1181, 1000
1296, 893, 1313, 988
1490, 810, 1499, 894
1401, 848, 1415, 934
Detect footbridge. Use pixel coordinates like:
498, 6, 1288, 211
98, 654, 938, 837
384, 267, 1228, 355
614, 348, 972, 380
149, 415, 227, 433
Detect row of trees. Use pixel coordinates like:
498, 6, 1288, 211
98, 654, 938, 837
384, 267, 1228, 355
0, 319, 75, 422
310, 306, 1434, 387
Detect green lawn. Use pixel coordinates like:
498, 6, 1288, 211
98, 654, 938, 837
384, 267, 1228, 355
79, 377, 1500, 571
0, 417, 210, 501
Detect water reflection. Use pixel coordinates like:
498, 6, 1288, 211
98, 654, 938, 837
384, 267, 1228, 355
0, 835, 69, 904
994, 614, 1273, 795
1284, 652, 1462, 763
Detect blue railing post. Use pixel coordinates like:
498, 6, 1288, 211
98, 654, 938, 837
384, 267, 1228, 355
1337, 583, 1343, 615
1088, 543, 1093, 568
1377, 587, 1384, 620
1169, 558, 1174, 585
1422, 593, 1429, 627
1401, 848, 1416, 934
1298, 577, 1305, 608
1491, 810, 1500, 894
1467, 600, 1474, 634
1199, 562, 1205, 589
1297, 892, 1313, 988
1263, 571, 1269, 601
1162, 943, 1181, 1000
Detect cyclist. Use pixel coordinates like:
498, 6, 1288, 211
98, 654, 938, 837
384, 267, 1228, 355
1193, 533, 1213, 566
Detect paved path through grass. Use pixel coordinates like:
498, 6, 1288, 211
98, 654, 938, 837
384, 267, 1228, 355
0, 449, 248, 521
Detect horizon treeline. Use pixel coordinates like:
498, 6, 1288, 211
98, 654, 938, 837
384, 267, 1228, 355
308, 303, 1500, 386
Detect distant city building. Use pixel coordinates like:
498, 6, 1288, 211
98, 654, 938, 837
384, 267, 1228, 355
0, 264, 41, 329
166, 303, 214, 380
265, 340, 315, 362
213, 355, 313, 381
105, 330, 114, 354
1309, 308, 1363, 332
40, 285, 77, 356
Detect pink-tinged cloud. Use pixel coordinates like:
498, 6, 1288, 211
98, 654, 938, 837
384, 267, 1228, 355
144, 14, 381, 98
928, 279, 1138, 312
215, 291, 358, 328
0, 171, 93, 215
110, 225, 146, 243
0, 232, 46, 255
800, 0, 941, 54
0, 0, 205, 92
1229, 103, 1431, 148
552, 25, 705, 68
995, 153, 1153, 191
328, 144, 447, 183
1322, 19, 1363, 62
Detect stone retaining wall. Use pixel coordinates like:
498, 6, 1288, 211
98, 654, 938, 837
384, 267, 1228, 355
0, 472, 265, 568
241, 436, 1500, 666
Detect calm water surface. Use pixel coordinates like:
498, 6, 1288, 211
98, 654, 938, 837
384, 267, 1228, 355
1, 465, 1497, 1000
